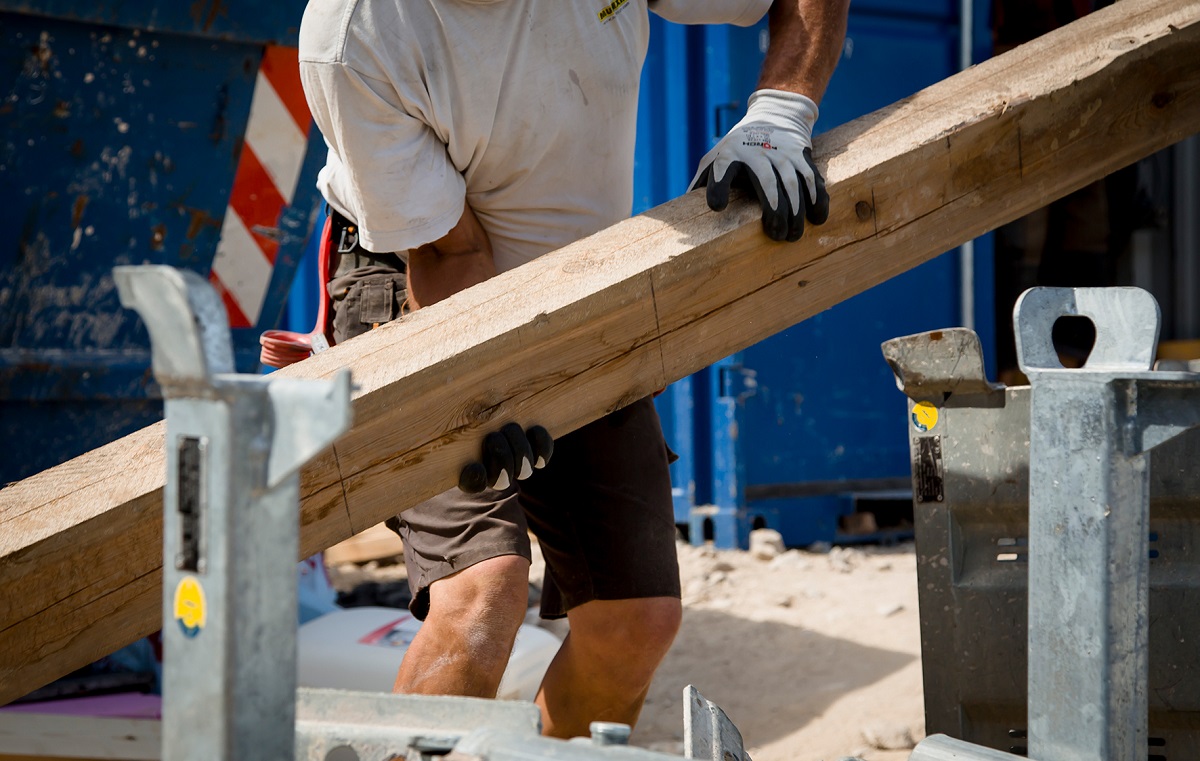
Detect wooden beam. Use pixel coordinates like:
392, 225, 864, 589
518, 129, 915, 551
2, 0, 1198, 706
0, 713, 161, 760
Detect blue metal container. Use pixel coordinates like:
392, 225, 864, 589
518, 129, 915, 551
0, 1, 324, 484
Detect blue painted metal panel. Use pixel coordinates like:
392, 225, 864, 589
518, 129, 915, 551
1, 7, 323, 485
1, 15, 254, 350
740, 257, 959, 485
654, 376, 697, 525
846, 0, 957, 21
0, 0, 307, 45
633, 15, 696, 212
745, 496, 846, 548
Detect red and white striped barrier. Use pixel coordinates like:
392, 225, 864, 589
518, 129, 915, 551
210, 46, 311, 328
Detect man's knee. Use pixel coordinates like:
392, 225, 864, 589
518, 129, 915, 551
426, 555, 530, 653
395, 555, 530, 696
570, 597, 682, 672
429, 554, 529, 618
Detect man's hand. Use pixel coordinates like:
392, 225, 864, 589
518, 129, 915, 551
458, 423, 555, 493
690, 89, 829, 243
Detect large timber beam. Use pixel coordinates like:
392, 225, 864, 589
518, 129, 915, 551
2, 0, 1199, 705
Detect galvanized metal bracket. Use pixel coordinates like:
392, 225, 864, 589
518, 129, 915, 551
114, 265, 352, 761
882, 327, 1004, 401
684, 685, 750, 761
1014, 287, 1160, 372
1015, 286, 1200, 761
295, 688, 541, 761
114, 266, 235, 396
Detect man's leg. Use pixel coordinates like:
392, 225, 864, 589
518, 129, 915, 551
536, 596, 682, 738
393, 554, 530, 697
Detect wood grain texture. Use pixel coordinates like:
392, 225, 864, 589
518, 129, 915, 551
2, 0, 1198, 705
0, 713, 160, 760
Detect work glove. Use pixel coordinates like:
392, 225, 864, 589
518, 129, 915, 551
690, 89, 830, 243
458, 423, 554, 493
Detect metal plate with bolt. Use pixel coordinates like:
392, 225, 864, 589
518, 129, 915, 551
887, 287, 1200, 761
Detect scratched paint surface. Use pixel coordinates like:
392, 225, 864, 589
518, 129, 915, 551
0, 0, 306, 46
0, 15, 256, 351
0, 8, 322, 485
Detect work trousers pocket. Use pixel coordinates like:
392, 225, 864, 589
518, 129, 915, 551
332, 272, 409, 344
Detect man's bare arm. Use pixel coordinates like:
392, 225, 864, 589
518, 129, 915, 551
757, 0, 850, 102
406, 204, 496, 309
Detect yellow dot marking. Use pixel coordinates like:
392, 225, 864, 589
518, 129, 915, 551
174, 576, 207, 638
912, 401, 939, 433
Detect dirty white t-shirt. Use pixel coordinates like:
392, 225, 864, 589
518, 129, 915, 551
299, 0, 769, 272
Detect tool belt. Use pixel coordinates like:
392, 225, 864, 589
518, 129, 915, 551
327, 207, 406, 278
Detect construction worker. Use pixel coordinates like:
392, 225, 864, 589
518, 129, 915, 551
298, 0, 847, 739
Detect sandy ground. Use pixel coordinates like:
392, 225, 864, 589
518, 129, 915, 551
633, 539, 925, 761
330, 535, 925, 761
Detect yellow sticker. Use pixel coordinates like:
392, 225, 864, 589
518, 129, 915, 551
912, 401, 939, 433
173, 576, 206, 638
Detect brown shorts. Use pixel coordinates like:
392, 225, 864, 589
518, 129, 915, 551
330, 256, 680, 620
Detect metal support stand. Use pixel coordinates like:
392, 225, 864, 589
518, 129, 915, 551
115, 265, 753, 761
901, 286, 1200, 761
1016, 288, 1200, 761
115, 265, 352, 761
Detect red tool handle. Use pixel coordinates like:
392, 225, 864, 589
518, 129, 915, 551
260, 215, 335, 368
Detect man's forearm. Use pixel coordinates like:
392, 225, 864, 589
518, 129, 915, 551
757, 0, 850, 102
407, 248, 496, 309
407, 204, 496, 309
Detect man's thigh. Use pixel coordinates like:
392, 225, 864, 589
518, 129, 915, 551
518, 397, 681, 618
391, 487, 533, 620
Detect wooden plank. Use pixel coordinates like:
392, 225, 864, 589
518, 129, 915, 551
324, 522, 405, 566
0, 714, 161, 760
2, 0, 1198, 706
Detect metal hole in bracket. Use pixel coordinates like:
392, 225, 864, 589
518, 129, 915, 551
1051, 315, 1096, 368
996, 537, 1028, 563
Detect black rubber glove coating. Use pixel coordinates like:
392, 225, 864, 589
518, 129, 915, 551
802, 149, 830, 225
458, 424, 555, 494
527, 425, 554, 468
700, 148, 829, 243
481, 429, 516, 490
458, 462, 488, 494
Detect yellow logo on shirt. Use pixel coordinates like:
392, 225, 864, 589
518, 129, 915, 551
597, 0, 629, 23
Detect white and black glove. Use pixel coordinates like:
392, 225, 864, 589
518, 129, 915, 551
690, 89, 830, 242
458, 423, 554, 493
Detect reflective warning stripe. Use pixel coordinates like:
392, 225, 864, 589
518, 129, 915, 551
211, 46, 309, 328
